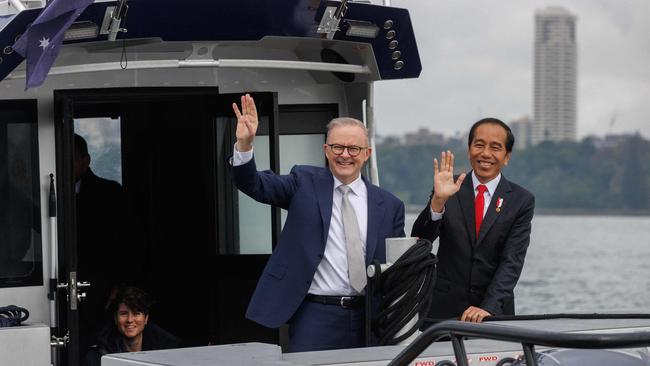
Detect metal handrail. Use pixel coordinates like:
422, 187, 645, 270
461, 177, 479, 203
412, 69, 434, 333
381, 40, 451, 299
388, 319, 650, 366
6, 58, 371, 80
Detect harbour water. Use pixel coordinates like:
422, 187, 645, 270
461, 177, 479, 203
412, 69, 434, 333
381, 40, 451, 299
404, 213, 650, 315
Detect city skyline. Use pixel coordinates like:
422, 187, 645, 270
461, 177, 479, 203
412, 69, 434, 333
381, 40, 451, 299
373, 1, 650, 140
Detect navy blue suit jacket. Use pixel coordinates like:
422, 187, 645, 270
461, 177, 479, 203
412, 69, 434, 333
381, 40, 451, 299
411, 173, 534, 319
231, 158, 405, 328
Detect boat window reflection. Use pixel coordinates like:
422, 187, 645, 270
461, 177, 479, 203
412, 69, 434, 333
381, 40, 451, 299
0, 101, 42, 287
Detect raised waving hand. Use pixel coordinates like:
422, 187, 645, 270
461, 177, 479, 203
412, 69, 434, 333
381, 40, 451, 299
232, 93, 259, 152
430, 151, 466, 213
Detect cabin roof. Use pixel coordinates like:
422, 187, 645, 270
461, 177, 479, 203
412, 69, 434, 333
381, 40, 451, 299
0, 0, 421, 83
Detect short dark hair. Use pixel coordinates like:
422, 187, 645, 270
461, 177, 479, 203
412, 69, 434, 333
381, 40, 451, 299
467, 118, 515, 153
74, 133, 89, 158
111, 286, 152, 315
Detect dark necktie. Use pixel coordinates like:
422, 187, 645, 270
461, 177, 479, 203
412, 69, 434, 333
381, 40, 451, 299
475, 184, 488, 237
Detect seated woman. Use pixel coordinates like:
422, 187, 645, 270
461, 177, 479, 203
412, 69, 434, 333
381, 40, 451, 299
84, 286, 179, 366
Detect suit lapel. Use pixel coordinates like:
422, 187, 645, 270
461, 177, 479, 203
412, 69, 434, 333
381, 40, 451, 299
314, 171, 334, 246
458, 175, 476, 244
364, 178, 385, 265
476, 176, 513, 246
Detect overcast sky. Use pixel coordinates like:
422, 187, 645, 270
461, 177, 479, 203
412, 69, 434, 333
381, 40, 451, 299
372, 0, 650, 139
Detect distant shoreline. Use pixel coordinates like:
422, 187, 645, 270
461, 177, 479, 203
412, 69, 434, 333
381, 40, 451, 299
404, 205, 650, 217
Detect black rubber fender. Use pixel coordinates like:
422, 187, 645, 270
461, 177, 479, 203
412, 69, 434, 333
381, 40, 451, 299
435, 360, 456, 366
496, 357, 517, 366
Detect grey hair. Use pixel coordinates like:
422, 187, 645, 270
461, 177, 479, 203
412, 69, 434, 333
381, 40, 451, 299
325, 117, 369, 142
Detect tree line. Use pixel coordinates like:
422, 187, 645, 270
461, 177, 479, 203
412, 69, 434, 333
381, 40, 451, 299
376, 135, 650, 213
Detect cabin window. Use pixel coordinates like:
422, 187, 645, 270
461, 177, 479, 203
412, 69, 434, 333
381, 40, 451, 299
0, 100, 43, 288
237, 134, 273, 254
278, 134, 327, 228
233, 105, 336, 255
74, 117, 123, 184
235, 133, 327, 254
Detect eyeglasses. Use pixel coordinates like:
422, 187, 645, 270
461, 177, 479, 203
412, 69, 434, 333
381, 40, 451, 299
327, 144, 368, 157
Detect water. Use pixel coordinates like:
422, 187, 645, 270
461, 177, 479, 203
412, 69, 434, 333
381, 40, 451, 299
404, 213, 650, 314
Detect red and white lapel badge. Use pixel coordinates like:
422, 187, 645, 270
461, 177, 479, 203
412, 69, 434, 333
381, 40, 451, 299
495, 198, 504, 213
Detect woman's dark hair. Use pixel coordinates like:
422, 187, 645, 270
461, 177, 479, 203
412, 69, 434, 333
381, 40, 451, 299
110, 286, 152, 315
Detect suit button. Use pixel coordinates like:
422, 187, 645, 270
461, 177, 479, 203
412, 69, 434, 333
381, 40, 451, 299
305, 280, 311, 286
317, 253, 323, 259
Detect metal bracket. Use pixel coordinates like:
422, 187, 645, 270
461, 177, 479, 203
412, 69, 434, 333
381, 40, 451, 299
50, 332, 69, 348
316, 0, 349, 39
99, 6, 116, 35
100, 0, 129, 41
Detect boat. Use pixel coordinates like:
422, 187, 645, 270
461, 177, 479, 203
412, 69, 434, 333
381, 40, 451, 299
101, 315, 650, 365
0, 0, 422, 364
2, 1, 650, 366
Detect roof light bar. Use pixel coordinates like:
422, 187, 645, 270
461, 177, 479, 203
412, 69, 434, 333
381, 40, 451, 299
63, 21, 99, 41
345, 20, 379, 39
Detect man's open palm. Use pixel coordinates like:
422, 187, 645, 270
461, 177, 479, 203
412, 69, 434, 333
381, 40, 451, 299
232, 94, 259, 151
433, 151, 466, 201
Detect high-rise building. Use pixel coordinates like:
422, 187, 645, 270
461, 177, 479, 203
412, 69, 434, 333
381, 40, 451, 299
509, 115, 532, 150
532, 6, 577, 145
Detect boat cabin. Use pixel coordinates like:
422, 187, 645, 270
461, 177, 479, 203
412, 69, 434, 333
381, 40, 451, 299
0, 0, 421, 364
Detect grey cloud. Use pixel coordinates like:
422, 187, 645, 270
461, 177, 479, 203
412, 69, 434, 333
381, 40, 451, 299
374, 0, 650, 139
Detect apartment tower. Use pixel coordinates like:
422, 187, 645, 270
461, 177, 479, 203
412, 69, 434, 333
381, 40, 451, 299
533, 6, 577, 144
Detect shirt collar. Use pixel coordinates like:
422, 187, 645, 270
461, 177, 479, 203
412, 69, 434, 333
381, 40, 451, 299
471, 171, 501, 197
334, 175, 364, 195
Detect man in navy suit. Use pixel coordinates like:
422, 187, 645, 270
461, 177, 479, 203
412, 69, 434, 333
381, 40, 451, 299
412, 118, 534, 323
230, 94, 405, 352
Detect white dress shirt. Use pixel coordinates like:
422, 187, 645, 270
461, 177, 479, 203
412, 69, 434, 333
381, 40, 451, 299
310, 175, 367, 296
471, 171, 501, 218
231, 143, 253, 167
232, 143, 368, 296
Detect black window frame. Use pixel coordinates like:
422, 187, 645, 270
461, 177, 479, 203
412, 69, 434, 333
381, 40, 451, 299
0, 99, 43, 288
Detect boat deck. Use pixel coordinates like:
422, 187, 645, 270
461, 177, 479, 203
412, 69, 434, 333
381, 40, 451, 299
102, 317, 650, 366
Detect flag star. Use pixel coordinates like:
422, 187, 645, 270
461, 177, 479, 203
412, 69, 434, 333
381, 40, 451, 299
38, 37, 50, 49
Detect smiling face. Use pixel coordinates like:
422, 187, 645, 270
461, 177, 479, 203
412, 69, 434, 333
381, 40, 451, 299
115, 303, 148, 340
323, 124, 371, 185
468, 123, 511, 183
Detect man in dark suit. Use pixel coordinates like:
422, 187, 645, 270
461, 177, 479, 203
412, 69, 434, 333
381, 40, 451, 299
230, 94, 405, 352
74, 134, 145, 351
412, 118, 534, 323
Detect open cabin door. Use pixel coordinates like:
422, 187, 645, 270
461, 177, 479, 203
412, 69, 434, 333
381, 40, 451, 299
54, 92, 87, 366
54, 88, 339, 362
54, 88, 283, 364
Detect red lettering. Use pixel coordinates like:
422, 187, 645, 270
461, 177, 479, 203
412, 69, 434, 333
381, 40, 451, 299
414, 362, 435, 366
478, 356, 498, 362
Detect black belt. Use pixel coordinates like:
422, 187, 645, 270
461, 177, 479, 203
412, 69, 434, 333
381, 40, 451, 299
306, 294, 364, 309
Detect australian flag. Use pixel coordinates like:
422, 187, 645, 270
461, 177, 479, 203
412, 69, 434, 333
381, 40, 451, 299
12, 0, 93, 89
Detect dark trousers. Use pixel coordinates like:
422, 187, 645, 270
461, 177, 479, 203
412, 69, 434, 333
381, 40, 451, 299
287, 300, 364, 352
